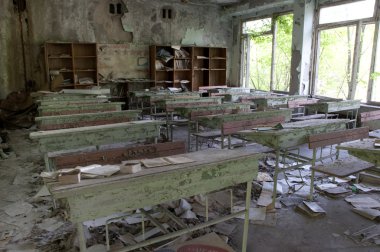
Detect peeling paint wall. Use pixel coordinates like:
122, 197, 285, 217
0, 0, 232, 97
0, 1, 25, 99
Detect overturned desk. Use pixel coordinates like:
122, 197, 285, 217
50, 148, 263, 252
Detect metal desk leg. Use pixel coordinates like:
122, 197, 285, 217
309, 148, 317, 201
77, 223, 87, 252
242, 181, 252, 252
271, 149, 280, 205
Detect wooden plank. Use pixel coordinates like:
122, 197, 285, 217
196, 110, 292, 130
312, 157, 373, 177
177, 104, 250, 119
49, 141, 186, 170
308, 127, 369, 149
35, 110, 141, 130
222, 116, 285, 135
287, 98, 319, 108
30, 120, 161, 153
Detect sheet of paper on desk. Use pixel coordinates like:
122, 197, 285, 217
164, 156, 195, 164
142, 156, 195, 168
142, 158, 171, 168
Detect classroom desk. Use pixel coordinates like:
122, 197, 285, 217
194, 109, 292, 149
252, 95, 308, 110
337, 139, 380, 166
304, 100, 360, 126
50, 148, 264, 252
238, 119, 349, 204
30, 121, 162, 171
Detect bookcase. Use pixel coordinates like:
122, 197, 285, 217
150, 45, 227, 91
45, 42, 98, 91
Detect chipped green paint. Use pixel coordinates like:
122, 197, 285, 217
38, 102, 124, 116
50, 149, 262, 223
252, 95, 308, 110
37, 98, 109, 106
30, 120, 162, 153
175, 103, 251, 118
238, 119, 349, 149
35, 110, 141, 128
337, 139, 380, 166
196, 109, 292, 129
304, 100, 361, 113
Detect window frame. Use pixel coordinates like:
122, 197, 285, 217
311, 0, 379, 104
240, 11, 293, 93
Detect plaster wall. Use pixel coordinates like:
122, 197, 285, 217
0, 1, 25, 99
0, 0, 232, 97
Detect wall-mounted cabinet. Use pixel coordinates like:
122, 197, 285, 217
150, 45, 226, 91
45, 42, 98, 91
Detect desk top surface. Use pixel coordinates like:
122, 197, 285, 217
337, 139, 379, 153
51, 147, 265, 197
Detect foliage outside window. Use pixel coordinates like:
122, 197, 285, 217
242, 14, 293, 92
314, 0, 378, 103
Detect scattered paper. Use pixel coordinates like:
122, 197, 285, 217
345, 195, 380, 209
352, 208, 380, 220
33, 185, 51, 198
2, 201, 33, 217
232, 206, 266, 221
37, 218, 64, 232
303, 201, 326, 213
316, 183, 337, 191
141, 158, 171, 168
257, 172, 273, 182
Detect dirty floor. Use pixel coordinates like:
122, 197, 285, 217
0, 126, 379, 251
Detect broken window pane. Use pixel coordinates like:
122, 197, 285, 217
316, 26, 356, 99
243, 18, 272, 35
319, 0, 375, 25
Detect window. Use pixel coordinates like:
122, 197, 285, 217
319, 0, 376, 24
241, 13, 293, 92
313, 0, 378, 103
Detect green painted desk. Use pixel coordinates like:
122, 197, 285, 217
194, 109, 292, 149
30, 120, 162, 170
252, 95, 308, 110
337, 139, 380, 166
38, 102, 124, 116
304, 100, 360, 126
238, 119, 349, 204
50, 148, 263, 252
35, 110, 141, 130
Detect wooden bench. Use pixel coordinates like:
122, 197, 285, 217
308, 127, 372, 200
359, 110, 380, 130
47, 141, 186, 171
35, 110, 141, 130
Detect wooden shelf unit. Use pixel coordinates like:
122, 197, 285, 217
150, 45, 226, 91
45, 42, 98, 91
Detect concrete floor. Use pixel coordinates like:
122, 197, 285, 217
0, 124, 379, 251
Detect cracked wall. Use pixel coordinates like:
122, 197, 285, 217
0, 0, 232, 97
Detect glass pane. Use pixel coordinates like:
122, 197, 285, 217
373, 25, 380, 102
316, 26, 356, 99
249, 34, 273, 90
319, 0, 375, 24
243, 18, 272, 35
273, 14, 293, 92
356, 24, 375, 102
